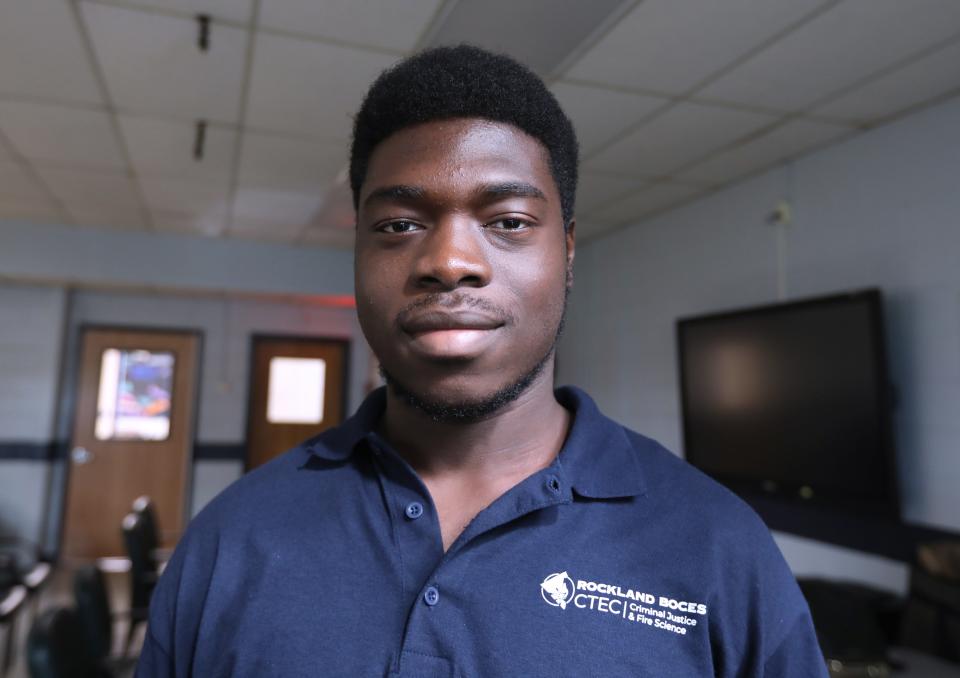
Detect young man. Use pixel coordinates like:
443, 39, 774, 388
137, 46, 826, 677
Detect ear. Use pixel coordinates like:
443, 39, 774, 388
564, 219, 576, 290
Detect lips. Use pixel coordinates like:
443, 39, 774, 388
399, 308, 506, 359
400, 309, 504, 335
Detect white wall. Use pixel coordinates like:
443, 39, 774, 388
0, 221, 354, 297
559, 94, 960, 593
0, 284, 66, 439
0, 284, 66, 548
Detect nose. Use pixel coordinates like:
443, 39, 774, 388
412, 219, 492, 290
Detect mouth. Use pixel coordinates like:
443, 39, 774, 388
399, 309, 506, 359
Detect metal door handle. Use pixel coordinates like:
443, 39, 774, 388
71, 446, 93, 465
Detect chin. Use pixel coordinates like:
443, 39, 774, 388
381, 352, 552, 423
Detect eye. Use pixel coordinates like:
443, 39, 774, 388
378, 220, 422, 234
486, 218, 530, 231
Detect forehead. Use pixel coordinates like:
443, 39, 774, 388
361, 118, 558, 202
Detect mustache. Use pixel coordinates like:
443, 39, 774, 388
395, 292, 514, 330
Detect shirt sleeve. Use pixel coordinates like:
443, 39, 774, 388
134, 541, 185, 678
136, 628, 175, 678
762, 609, 829, 677
133, 509, 218, 678
704, 497, 829, 678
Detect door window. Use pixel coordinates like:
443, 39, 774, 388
95, 348, 175, 441
266, 356, 326, 424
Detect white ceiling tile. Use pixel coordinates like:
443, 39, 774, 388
0, 102, 126, 169
82, 2, 247, 122
0, 200, 65, 222
140, 177, 230, 214
238, 132, 344, 191
246, 34, 397, 139
426, 0, 627, 77
678, 119, 853, 184
700, 0, 960, 111
584, 102, 775, 177
120, 116, 236, 181
814, 39, 960, 123
232, 187, 323, 224
590, 183, 703, 225
152, 209, 226, 236
0, 0, 103, 105
108, 0, 254, 24
565, 0, 826, 94
65, 205, 146, 230
34, 167, 143, 211
575, 171, 647, 216
551, 81, 667, 155
259, 0, 441, 52
0, 162, 48, 202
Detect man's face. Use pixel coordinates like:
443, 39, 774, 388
354, 118, 575, 416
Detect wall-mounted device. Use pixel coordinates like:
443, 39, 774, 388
676, 289, 899, 519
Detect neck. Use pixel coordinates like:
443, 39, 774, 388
379, 366, 571, 485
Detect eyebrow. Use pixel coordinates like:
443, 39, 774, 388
363, 184, 426, 207
362, 181, 547, 208
476, 182, 547, 201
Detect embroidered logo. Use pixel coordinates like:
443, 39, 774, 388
540, 571, 575, 609
539, 571, 709, 636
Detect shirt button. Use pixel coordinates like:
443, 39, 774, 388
423, 586, 440, 606
405, 502, 424, 520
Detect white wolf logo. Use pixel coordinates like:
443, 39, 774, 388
541, 571, 575, 610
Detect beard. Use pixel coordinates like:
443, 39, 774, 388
380, 285, 569, 424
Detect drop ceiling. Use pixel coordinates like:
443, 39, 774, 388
0, 0, 958, 247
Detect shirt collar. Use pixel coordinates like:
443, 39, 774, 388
304, 385, 646, 500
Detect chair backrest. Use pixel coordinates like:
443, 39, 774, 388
133, 495, 160, 560
121, 512, 155, 610
27, 606, 97, 678
73, 565, 112, 662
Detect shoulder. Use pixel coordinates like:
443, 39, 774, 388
143, 439, 332, 663
618, 429, 820, 671
618, 427, 802, 613
623, 428, 771, 542
189, 444, 313, 531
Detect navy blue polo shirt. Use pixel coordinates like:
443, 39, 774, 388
137, 386, 826, 677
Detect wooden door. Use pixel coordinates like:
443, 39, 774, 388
63, 329, 199, 559
247, 337, 347, 471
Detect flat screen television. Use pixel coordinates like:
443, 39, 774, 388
676, 289, 899, 518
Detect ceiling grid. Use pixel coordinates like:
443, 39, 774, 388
68, 0, 156, 231
0, 0, 957, 245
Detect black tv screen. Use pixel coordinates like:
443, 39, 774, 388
676, 290, 899, 518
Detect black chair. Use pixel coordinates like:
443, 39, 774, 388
74, 565, 138, 676
121, 512, 156, 656
26, 606, 105, 678
74, 566, 112, 663
130, 497, 160, 573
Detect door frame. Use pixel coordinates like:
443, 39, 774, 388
244, 334, 351, 472
56, 323, 204, 555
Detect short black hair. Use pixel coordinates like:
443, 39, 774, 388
350, 44, 579, 227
